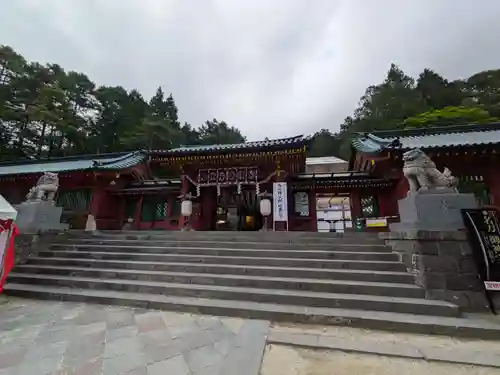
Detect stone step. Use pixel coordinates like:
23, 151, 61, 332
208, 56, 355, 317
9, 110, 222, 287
49, 244, 398, 261
97, 230, 381, 238
8, 284, 497, 339
37, 250, 407, 271
13, 264, 424, 297
6, 273, 457, 316
25, 257, 415, 283
55, 238, 391, 251
64, 231, 383, 244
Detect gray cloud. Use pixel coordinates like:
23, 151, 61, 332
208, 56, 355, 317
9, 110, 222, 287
1, 0, 500, 140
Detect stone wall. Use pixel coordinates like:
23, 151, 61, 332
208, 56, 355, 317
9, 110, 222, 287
14, 232, 62, 265
380, 230, 491, 312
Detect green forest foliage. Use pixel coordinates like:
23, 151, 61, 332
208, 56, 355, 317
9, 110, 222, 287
0, 46, 245, 160
309, 65, 500, 159
2, 45, 500, 162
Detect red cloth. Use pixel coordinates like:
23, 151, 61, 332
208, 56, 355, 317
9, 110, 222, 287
0, 221, 19, 293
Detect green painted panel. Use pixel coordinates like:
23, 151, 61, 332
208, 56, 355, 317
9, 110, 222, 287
171, 200, 181, 217
458, 175, 491, 205
141, 198, 168, 221
57, 189, 91, 212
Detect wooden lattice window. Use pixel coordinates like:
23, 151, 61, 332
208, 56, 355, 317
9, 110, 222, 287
360, 196, 379, 218
156, 201, 168, 218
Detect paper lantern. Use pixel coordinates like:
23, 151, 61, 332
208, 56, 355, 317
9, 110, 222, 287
260, 198, 271, 217
181, 200, 193, 217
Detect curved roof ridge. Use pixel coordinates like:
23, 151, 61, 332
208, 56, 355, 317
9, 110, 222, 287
352, 122, 500, 153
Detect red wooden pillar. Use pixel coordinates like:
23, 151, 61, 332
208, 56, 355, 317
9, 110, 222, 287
89, 188, 104, 217
377, 187, 399, 217
485, 168, 500, 207
350, 190, 362, 219
116, 196, 126, 229
89, 187, 106, 229
309, 189, 317, 232
134, 196, 143, 229
394, 177, 409, 201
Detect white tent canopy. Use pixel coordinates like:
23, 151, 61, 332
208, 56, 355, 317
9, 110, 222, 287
0, 194, 17, 221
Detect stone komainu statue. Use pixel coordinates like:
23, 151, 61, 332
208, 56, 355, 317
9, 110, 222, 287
25, 172, 60, 202
402, 148, 458, 196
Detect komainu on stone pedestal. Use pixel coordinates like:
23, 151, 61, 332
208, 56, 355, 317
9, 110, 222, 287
402, 148, 458, 196
16, 172, 68, 233
391, 148, 477, 232
25, 172, 59, 203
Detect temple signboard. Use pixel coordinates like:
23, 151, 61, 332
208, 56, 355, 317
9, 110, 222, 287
273, 182, 288, 222
461, 208, 500, 313
197, 167, 258, 186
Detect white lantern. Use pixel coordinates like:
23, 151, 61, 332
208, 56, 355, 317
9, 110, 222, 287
260, 198, 272, 217
181, 200, 193, 217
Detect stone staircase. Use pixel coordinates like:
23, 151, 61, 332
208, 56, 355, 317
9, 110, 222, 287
5, 231, 500, 338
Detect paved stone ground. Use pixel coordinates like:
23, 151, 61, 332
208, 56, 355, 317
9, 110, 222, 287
0, 297, 269, 375
2, 297, 500, 375
260, 345, 500, 375
270, 322, 500, 361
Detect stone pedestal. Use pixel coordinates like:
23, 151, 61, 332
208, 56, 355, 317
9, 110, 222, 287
16, 201, 69, 233
381, 230, 490, 312
385, 190, 489, 312
391, 189, 478, 232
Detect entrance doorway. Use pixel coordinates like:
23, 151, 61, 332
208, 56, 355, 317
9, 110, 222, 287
212, 188, 263, 231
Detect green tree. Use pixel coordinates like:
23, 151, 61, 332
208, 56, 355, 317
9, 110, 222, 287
465, 70, 500, 118
308, 129, 344, 158
179, 122, 201, 145
198, 119, 245, 145
416, 69, 464, 109
403, 106, 499, 129
122, 112, 174, 151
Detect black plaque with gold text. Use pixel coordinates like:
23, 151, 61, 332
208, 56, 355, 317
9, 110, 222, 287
461, 209, 500, 297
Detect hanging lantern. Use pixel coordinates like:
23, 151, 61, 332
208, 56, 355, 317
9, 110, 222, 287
260, 198, 272, 217
181, 200, 193, 217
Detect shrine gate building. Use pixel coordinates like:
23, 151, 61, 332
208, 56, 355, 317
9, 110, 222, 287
1, 122, 499, 232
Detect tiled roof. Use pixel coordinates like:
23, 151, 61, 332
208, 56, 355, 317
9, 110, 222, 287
352, 123, 500, 153
0, 151, 146, 176
150, 135, 308, 155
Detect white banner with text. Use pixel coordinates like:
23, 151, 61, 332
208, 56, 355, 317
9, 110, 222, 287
273, 182, 288, 222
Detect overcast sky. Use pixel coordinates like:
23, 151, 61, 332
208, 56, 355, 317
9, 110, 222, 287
2, 0, 500, 140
